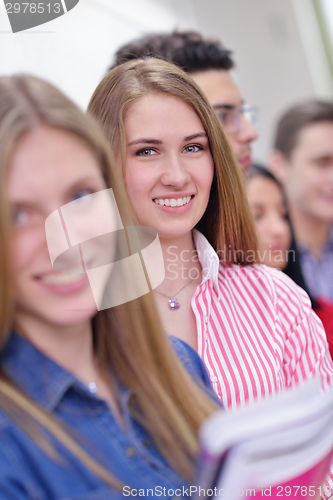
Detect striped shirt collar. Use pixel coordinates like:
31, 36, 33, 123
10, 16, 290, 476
193, 229, 221, 298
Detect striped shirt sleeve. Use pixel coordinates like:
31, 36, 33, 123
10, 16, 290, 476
270, 267, 333, 391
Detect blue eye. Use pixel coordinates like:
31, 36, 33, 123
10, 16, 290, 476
71, 189, 93, 202
12, 208, 29, 226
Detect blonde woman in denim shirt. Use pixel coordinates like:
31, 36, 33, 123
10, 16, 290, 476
0, 74, 219, 499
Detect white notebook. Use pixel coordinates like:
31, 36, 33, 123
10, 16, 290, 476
195, 378, 333, 499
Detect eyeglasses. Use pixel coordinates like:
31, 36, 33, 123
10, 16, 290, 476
213, 103, 258, 135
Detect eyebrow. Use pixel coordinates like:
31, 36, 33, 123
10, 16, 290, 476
9, 175, 104, 205
249, 202, 264, 208
311, 153, 333, 159
128, 132, 207, 146
184, 132, 207, 141
213, 104, 234, 110
213, 102, 244, 110
128, 138, 162, 146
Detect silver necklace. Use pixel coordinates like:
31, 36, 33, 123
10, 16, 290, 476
154, 279, 193, 310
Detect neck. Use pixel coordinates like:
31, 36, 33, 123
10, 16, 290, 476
288, 203, 330, 257
157, 231, 202, 292
14, 313, 98, 384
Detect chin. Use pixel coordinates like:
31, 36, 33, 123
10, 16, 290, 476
316, 209, 333, 221
263, 260, 286, 270
42, 307, 98, 328
49, 294, 99, 322
156, 226, 194, 241
16, 295, 98, 330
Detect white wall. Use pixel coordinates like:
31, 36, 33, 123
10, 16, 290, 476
0, 0, 198, 109
1, 0, 332, 162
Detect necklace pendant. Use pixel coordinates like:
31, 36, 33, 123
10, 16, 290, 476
168, 298, 180, 310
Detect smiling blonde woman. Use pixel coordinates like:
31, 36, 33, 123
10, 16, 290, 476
88, 57, 333, 414
88, 61, 333, 497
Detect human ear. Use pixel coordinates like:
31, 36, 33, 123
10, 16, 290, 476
268, 149, 289, 184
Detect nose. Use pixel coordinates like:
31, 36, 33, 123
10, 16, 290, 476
237, 115, 258, 144
160, 153, 191, 188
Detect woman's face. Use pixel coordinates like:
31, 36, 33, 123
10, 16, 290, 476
122, 93, 214, 242
7, 126, 113, 330
247, 176, 292, 269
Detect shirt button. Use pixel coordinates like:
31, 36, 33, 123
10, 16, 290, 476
203, 315, 209, 323
88, 382, 98, 393
143, 440, 150, 448
204, 333, 208, 341
210, 375, 217, 382
126, 447, 136, 457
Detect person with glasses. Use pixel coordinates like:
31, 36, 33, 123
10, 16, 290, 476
109, 30, 258, 171
213, 103, 257, 139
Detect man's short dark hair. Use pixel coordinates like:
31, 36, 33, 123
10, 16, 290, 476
109, 30, 234, 73
274, 100, 333, 159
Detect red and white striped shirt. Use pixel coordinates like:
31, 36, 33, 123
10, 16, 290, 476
192, 231, 333, 498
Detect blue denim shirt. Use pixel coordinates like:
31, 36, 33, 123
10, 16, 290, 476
0, 333, 218, 499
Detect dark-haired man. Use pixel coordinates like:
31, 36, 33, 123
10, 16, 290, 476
270, 100, 333, 302
110, 30, 258, 170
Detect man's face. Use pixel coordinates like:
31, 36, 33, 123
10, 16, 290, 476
190, 69, 258, 170
283, 122, 333, 222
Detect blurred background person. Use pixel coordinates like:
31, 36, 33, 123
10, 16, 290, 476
246, 164, 333, 358
246, 164, 291, 269
270, 100, 333, 303
110, 30, 258, 171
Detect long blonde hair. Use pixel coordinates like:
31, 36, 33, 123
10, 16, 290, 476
88, 58, 258, 264
0, 74, 219, 486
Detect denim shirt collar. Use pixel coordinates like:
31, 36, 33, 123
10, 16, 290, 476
0, 333, 131, 412
0, 333, 80, 412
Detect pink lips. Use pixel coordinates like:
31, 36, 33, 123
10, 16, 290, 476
35, 272, 89, 295
238, 155, 253, 169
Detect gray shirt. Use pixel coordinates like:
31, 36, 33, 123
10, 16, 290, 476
299, 225, 333, 302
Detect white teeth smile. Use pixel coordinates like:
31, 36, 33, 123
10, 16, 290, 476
154, 196, 192, 207
39, 273, 84, 285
